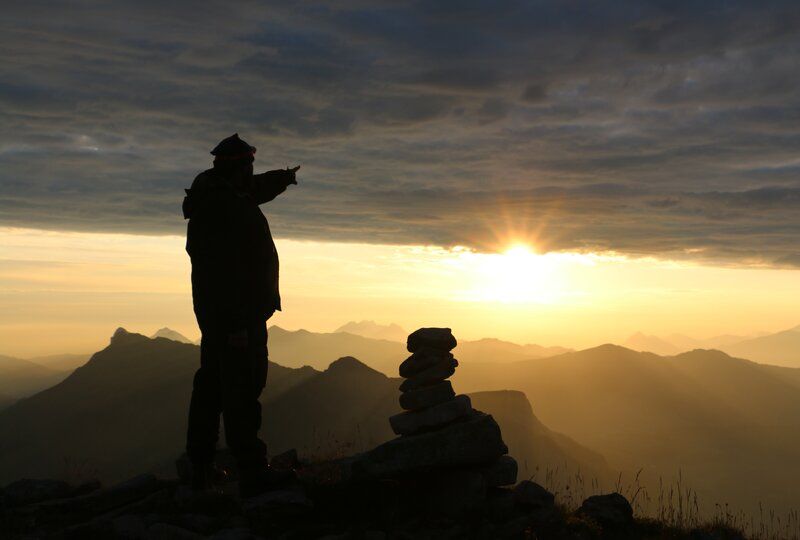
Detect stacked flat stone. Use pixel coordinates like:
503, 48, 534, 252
358, 327, 518, 512
389, 328, 468, 436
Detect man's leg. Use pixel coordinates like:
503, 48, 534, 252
186, 331, 223, 472
220, 320, 269, 472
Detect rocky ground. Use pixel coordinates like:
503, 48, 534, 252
0, 464, 748, 539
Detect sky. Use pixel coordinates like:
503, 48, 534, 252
1, 1, 799, 356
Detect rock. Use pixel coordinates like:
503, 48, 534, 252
389, 394, 472, 435
398, 357, 458, 392
243, 488, 312, 508
270, 448, 299, 471
688, 528, 746, 540
513, 480, 555, 511
478, 455, 518, 487
169, 513, 218, 535
423, 469, 487, 518
175, 454, 192, 483
243, 488, 313, 522
58, 518, 116, 539
71, 480, 102, 497
176, 450, 238, 484
33, 474, 162, 524
111, 514, 147, 539
577, 492, 633, 528
356, 412, 508, 478
2, 478, 73, 507
398, 380, 455, 410
297, 455, 357, 487
212, 528, 263, 540
493, 515, 534, 539
407, 327, 457, 353
399, 349, 453, 378
487, 487, 519, 523
148, 523, 205, 540
173, 487, 239, 516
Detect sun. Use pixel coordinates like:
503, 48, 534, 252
463, 243, 561, 303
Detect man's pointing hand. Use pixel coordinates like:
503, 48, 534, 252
287, 165, 300, 185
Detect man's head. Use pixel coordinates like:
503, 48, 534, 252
211, 133, 255, 188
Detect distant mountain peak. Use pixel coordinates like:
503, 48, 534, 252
150, 327, 193, 344
110, 327, 129, 343
335, 321, 407, 342
583, 343, 640, 356
109, 327, 150, 347
325, 356, 379, 375
624, 332, 680, 355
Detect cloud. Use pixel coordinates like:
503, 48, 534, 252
0, 0, 799, 267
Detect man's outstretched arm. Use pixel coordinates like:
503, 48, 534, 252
252, 166, 300, 204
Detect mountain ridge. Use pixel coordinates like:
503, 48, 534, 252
0, 333, 604, 493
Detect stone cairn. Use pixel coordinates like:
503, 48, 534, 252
390, 327, 471, 436
356, 328, 518, 515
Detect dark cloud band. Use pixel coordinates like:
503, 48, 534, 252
0, 0, 799, 267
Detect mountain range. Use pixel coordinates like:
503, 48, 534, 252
452, 345, 800, 515
624, 325, 800, 367
2, 324, 799, 516
0, 329, 606, 493
267, 325, 571, 374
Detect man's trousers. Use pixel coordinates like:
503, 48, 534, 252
186, 320, 268, 469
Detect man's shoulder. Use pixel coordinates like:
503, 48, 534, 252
191, 169, 224, 190
184, 169, 239, 221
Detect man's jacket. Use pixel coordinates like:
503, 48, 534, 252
183, 168, 294, 332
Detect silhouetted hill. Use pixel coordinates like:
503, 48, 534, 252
0, 393, 13, 411
759, 363, 800, 390
264, 356, 399, 458
469, 391, 611, 484
0, 354, 69, 398
335, 320, 407, 342
0, 329, 315, 483
720, 326, 800, 367
0, 331, 603, 491
454, 344, 800, 514
150, 327, 194, 344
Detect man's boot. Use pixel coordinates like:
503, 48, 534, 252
191, 462, 228, 492
238, 466, 297, 498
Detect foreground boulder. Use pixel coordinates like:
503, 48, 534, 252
356, 412, 508, 477
577, 492, 634, 529
514, 480, 555, 511
1, 479, 74, 508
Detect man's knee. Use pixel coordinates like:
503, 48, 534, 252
192, 366, 220, 396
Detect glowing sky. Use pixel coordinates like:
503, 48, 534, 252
2, 227, 798, 357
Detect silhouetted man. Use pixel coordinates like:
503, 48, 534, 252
182, 134, 299, 496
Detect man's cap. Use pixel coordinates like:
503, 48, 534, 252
210, 133, 256, 160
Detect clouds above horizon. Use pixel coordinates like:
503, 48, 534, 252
1, 0, 799, 267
